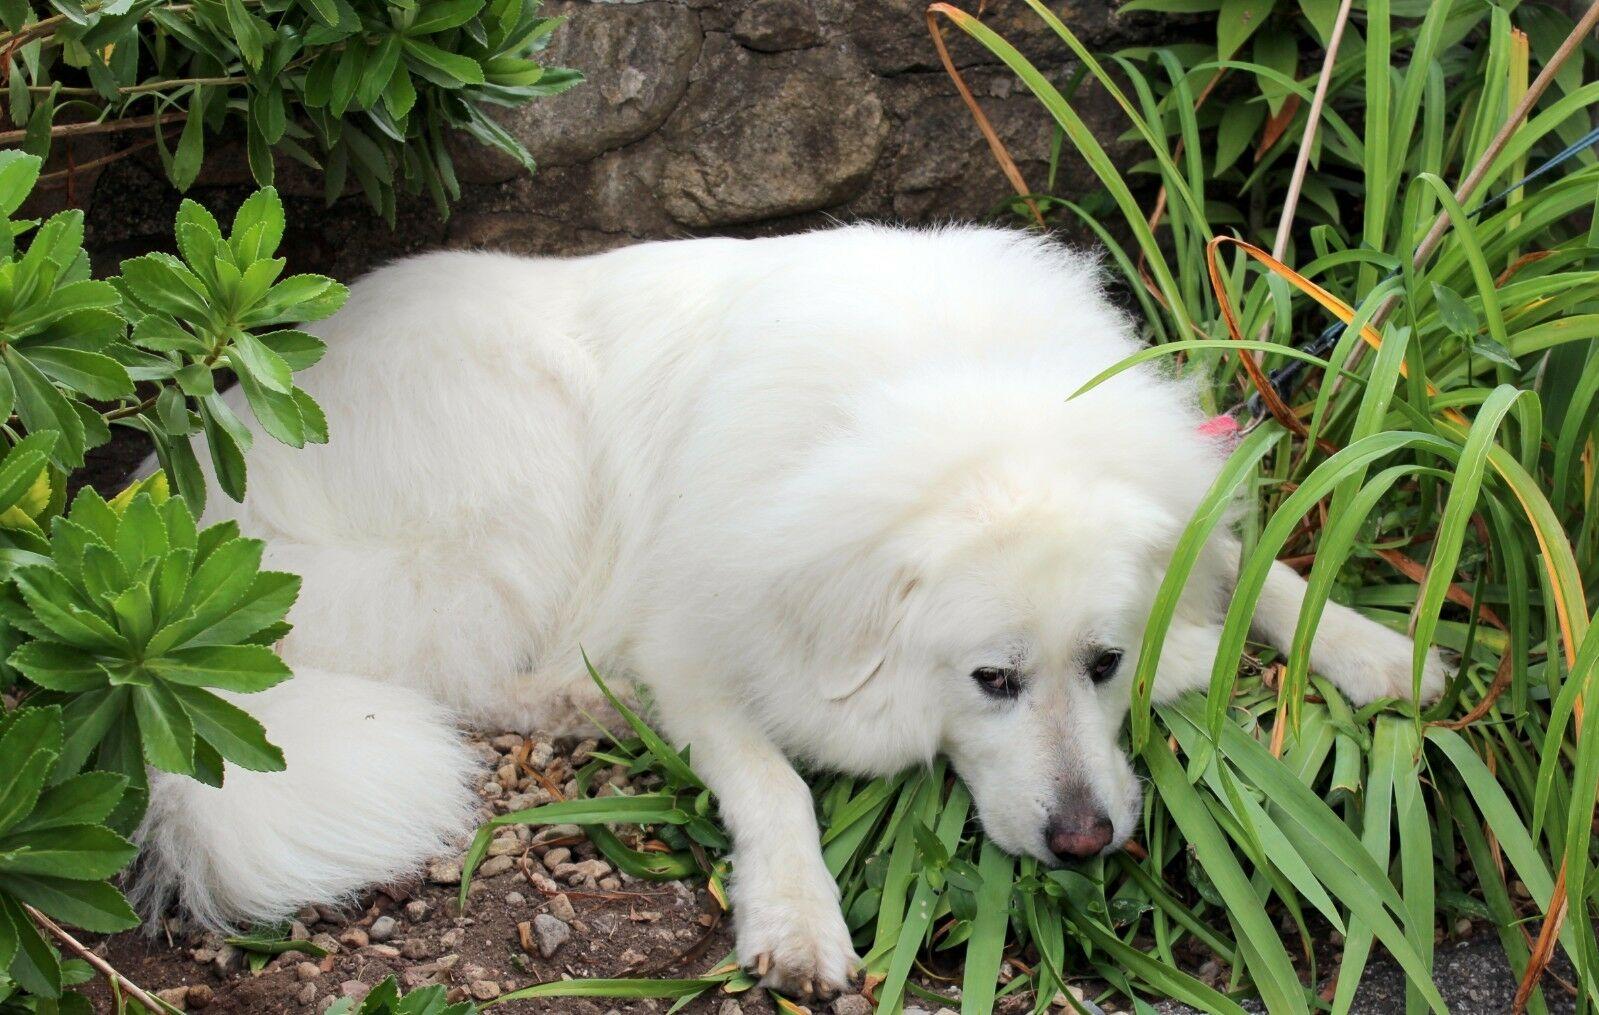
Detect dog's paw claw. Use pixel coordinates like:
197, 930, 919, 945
736, 906, 858, 998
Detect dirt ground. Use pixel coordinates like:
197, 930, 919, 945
81, 731, 968, 1015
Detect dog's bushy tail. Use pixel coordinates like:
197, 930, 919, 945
129, 668, 479, 930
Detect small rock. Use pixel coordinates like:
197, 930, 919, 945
295, 905, 321, 925
480, 854, 515, 878
833, 996, 872, 1015
340, 980, 370, 1002
572, 739, 598, 765
296, 961, 322, 981
526, 869, 559, 894
543, 847, 572, 869
533, 913, 572, 958
440, 928, 465, 949
401, 938, 436, 960
367, 944, 401, 958
211, 944, 243, 976
339, 928, 369, 949
404, 900, 429, 921
491, 734, 523, 751
529, 742, 554, 768
487, 837, 523, 857
471, 979, 503, 1001
185, 984, 214, 1009
297, 982, 317, 1005
189, 947, 214, 964
505, 891, 526, 905
310, 932, 341, 955
718, 1001, 743, 1015
369, 915, 399, 942
619, 947, 647, 967
533, 823, 581, 843
428, 859, 463, 885
156, 986, 189, 1010
1455, 916, 1473, 936
548, 893, 577, 922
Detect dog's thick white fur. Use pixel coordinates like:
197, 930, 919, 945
134, 225, 1447, 994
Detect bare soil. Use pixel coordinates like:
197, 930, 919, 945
77, 732, 965, 1015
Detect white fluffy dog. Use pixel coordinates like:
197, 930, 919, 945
134, 225, 1447, 996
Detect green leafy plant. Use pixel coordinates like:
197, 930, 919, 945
0, 149, 333, 1010
0, 705, 137, 1001
326, 976, 478, 1015
458, 2, 1599, 1014
2, 0, 578, 220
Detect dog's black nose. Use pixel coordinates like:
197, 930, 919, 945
1046, 811, 1114, 862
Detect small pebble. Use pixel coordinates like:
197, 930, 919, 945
548, 893, 577, 922
297, 983, 317, 1005
404, 900, 429, 921
156, 986, 188, 1010
428, 859, 463, 885
368, 915, 398, 942
339, 928, 369, 949
532, 913, 572, 958
505, 891, 526, 905
471, 979, 502, 1001
543, 847, 572, 869
296, 961, 321, 981
340, 980, 370, 1001
479, 854, 515, 878
834, 996, 873, 1015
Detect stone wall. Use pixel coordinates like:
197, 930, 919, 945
82, 0, 1173, 279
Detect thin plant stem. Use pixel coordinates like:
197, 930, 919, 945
24, 905, 178, 1015
1251, 0, 1356, 358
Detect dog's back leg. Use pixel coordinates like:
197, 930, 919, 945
128, 667, 478, 929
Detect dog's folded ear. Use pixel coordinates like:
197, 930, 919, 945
762, 543, 921, 703
821, 575, 918, 701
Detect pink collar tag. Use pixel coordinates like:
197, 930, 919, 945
1197, 413, 1243, 440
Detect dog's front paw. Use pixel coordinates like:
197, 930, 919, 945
733, 879, 859, 998
1320, 625, 1452, 706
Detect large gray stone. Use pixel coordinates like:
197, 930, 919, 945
657, 34, 888, 226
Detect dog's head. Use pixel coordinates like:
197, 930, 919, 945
755, 370, 1225, 865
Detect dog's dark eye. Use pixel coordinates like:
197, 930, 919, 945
972, 666, 1021, 698
1088, 650, 1123, 684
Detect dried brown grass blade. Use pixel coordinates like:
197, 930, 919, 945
925, 3, 1043, 228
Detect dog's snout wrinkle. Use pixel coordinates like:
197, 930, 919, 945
1046, 809, 1114, 862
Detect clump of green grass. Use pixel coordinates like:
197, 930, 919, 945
463, 2, 1599, 1012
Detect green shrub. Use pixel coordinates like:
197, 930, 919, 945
0, 149, 335, 1009
2, 0, 578, 219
